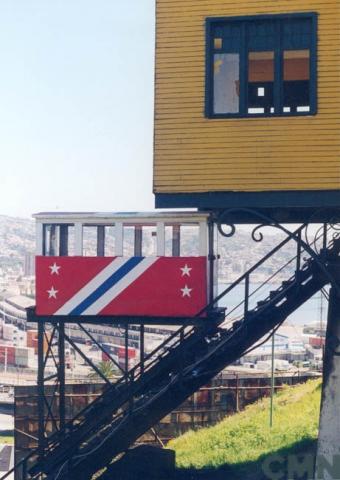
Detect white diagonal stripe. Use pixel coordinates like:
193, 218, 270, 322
82, 257, 159, 315
55, 257, 129, 315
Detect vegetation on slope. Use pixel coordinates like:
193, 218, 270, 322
0, 433, 14, 445
169, 379, 321, 479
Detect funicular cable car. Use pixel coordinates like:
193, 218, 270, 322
31, 211, 216, 323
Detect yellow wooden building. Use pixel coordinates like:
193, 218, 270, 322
153, 0, 340, 221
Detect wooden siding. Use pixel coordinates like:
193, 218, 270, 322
153, 0, 340, 194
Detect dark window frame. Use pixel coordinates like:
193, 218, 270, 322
205, 12, 318, 119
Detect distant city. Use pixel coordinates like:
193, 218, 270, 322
0, 215, 35, 298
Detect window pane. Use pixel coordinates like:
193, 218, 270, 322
83, 226, 98, 256
142, 226, 157, 256
123, 226, 135, 256
213, 53, 239, 114
248, 51, 274, 115
283, 50, 310, 113
66, 226, 75, 256
214, 22, 242, 52
104, 226, 115, 256
247, 20, 276, 50
283, 18, 312, 50
43, 225, 75, 256
164, 225, 181, 256
164, 226, 173, 257
44, 225, 60, 256
208, 16, 315, 118
180, 226, 199, 256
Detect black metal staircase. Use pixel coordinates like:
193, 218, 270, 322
4, 224, 340, 480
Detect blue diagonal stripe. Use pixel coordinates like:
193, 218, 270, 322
70, 257, 144, 315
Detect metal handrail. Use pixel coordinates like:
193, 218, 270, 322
220, 224, 337, 327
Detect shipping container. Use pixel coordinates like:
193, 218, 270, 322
309, 336, 325, 349
15, 346, 35, 367
27, 329, 50, 354
3, 324, 18, 341
13, 330, 27, 347
0, 345, 16, 365
101, 343, 137, 370
118, 346, 136, 360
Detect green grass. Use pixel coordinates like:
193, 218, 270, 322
169, 379, 321, 478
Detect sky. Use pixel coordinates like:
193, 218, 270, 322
0, 0, 155, 218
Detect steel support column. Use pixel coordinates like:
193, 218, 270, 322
125, 324, 129, 375
37, 320, 45, 459
140, 324, 145, 373
58, 322, 66, 436
208, 219, 216, 306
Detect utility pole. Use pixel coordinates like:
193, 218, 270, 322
270, 331, 275, 428
320, 291, 325, 361
4, 347, 7, 374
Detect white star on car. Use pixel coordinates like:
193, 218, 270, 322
47, 287, 58, 299
180, 264, 192, 277
181, 285, 192, 298
49, 262, 61, 275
